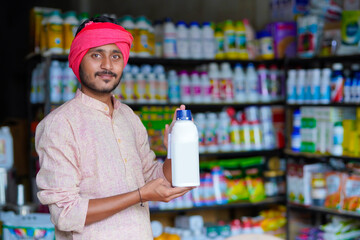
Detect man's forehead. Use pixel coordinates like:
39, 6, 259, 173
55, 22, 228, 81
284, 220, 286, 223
89, 43, 121, 52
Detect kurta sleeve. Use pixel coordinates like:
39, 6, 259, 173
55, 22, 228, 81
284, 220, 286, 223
35, 115, 89, 233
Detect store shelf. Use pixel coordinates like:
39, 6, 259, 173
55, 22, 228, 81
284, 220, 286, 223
286, 54, 360, 64
286, 103, 360, 108
156, 148, 283, 159
288, 203, 360, 219
284, 149, 360, 162
151, 196, 286, 214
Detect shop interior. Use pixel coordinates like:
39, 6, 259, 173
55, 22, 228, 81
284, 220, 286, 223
1, 0, 360, 239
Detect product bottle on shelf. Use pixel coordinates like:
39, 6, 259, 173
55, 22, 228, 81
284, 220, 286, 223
245, 63, 259, 103
208, 63, 221, 103
49, 60, 63, 103
179, 70, 192, 104
233, 63, 246, 103
286, 69, 297, 104
120, 15, 136, 56
195, 113, 206, 153
350, 64, 360, 103
320, 68, 331, 104
257, 64, 270, 103
220, 62, 234, 103
200, 71, 212, 103
202, 21, 215, 59
296, 69, 306, 104
205, 112, 219, 153
146, 72, 157, 103
168, 70, 180, 104
224, 20, 237, 59
235, 20, 248, 60
153, 20, 163, 57
344, 68, 352, 103
311, 68, 321, 104
134, 66, 146, 103
63, 11, 79, 54
163, 18, 177, 58
156, 71, 168, 104
268, 64, 278, 101
217, 112, 232, 152
46, 10, 64, 54
121, 67, 134, 103
134, 16, 151, 57
304, 69, 313, 104
331, 63, 345, 103
190, 71, 202, 103
62, 62, 78, 102
30, 64, 40, 104
40, 12, 50, 54
189, 21, 202, 59
176, 21, 190, 59
214, 25, 225, 59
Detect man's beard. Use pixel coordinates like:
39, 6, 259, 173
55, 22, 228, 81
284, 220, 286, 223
79, 66, 121, 94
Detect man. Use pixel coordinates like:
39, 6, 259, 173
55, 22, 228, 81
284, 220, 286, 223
36, 16, 192, 239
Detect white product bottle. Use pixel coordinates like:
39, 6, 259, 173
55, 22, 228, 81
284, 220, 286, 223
121, 15, 136, 56
320, 68, 331, 104
304, 69, 313, 104
146, 72, 157, 103
205, 112, 219, 153
257, 64, 270, 102
163, 18, 177, 58
135, 16, 150, 57
195, 113, 206, 153
0, 127, 14, 170
233, 63, 246, 103
190, 71, 202, 103
122, 72, 134, 103
62, 62, 78, 102
135, 71, 146, 103
208, 63, 221, 103
49, 60, 63, 103
153, 20, 163, 57
286, 69, 297, 104
179, 71, 192, 103
296, 69, 306, 104
245, 63, 259, 103
217, 112, 232, 152
311, 68, 321, 104
220, 62, 234, 103
202, 21, 215, 59
176, 21, 190, 59
169, 110, 200, 187
156, 72, 168, 103
332, 121, 344, 156
168, 70, 180, 104
189, 21, 202, 59
200, 71, 212, 103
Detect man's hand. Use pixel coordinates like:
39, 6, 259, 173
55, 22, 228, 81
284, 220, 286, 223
163, 104, 186, 149
140, 178, 193, 202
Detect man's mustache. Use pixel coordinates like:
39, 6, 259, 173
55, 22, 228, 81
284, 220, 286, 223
95, 70, 117, 78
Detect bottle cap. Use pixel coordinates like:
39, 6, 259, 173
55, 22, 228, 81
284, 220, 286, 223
176, 110, 192, 120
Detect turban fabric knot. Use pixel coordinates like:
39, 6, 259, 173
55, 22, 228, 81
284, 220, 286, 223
68, 21, 134, 82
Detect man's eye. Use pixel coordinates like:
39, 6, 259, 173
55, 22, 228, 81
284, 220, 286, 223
92, 53, 101, 58
113, 55, 122, 60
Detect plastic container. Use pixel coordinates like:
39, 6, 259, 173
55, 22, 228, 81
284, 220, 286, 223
0, 127, 14, 170
235, 20, 248, 60
121, 71, 134, 103
268, 64, 279, 101
224, 20, 237, 59
163, 18, 177, 58
214, 26, 225, 59
320, 68, 332, 104
332, 121, 344, 156
286, 69, 297, 103
176, 21, 190, 59
257, 64, 270, 102
257, 30, 275, 60
245, 63, 259, 103
190, 71, 202, 103
62, 62, 78, 102
179, 71, 192, 104
63, 11, 79, 54
134, 71, 146, 103
195, 113, 206, 153
296, 69, 306, 104
121, 15, 136, 56
217, 112, 232, 152
169, 110, 200, 187
220, 62, 234, 103
202, 22, 215, 59
156, 72, 167, 104
168, 70, 180, 104
200, 71, 212, 103
46, 10, 63, 54
208, 63, 221, 103
49, 60, 63, 103
233, 63, 246, 103
331, 63, 344, 103
134, 16, 150, 57
145, 72, 157, 103
40, 12, 50, 53
189, 21, 202, 59
205, 112, 219, 153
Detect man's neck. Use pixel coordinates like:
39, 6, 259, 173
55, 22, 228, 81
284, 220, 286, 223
81, 88, 114, 114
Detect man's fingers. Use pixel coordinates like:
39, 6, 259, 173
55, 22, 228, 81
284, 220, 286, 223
168, 186, 194, 195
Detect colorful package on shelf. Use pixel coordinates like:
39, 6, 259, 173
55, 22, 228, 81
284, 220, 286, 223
221, 159, 249, 202
321, 216, 360, 240
266, 21, 297, 59
240, 157, 266, 203
337, 10, 360, 55
324, 171, 347, 209
319, 21, 341, 56
297, 15, 324, 58
272, 107, 285, 149
342, 174, 360, 212
259, 206, 287, 237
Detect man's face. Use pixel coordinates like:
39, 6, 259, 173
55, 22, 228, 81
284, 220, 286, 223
79, 43, 124, 94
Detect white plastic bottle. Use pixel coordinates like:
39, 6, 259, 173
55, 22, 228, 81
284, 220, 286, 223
63, 11, 79, 54
311, 68, 321, 104
46, 10, 64, 54
176, 21, 190, 59
134, 69, 146, 103
200, 71, 212, 103
195, 113, 206, 153
146, 72, 157, 103
168, 70, 180, 104
220, 62, 234, 103
0, 127, 14, 170
163, 18, 177, 58
191, 71, 202, 103
296, 69, 306, 104
153, 20, 163, 57
179, 71, 192, 103
121, 15, 136, 56
217, 112, 232, 152
320, 68, 331, 104
122, 71, 134, 103
49, 60, 63, 103
156, 72, 168, 104
245, 63, 259, 103
233, 63, 246, 103
202, 21, 215, 59
134, 16, 150, 57
62, 62, 78, 101
286, 69, 297, 104
205, 112, 219, 153
169, 110, 200, 187
208, 63, 221, 103
257, 64, 270, 102
189, 21, 203, 59
304, 69, 313, 104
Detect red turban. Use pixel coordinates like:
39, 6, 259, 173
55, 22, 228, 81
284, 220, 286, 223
68, 21, 134, 82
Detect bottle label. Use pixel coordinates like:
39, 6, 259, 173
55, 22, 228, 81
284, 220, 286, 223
47, 23, 63, 51
210, 79, 221, 100
134, 79, 146, 100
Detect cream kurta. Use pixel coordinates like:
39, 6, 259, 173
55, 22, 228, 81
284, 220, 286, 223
36, 89, 165, 240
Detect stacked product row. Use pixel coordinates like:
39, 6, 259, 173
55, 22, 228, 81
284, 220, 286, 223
287, 63, 360, 104
149, 156, 285, 211
287, 160, 360, 213
152, 206, 286, 240
139, 106, 285, 156
119, 62, 285, 105
290, 107, 360, 157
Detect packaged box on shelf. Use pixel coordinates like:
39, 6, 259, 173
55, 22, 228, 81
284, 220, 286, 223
300, 107, 318, 153
337, 10, 360, 55
266, 21, 297, 59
